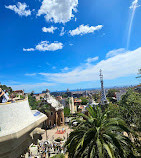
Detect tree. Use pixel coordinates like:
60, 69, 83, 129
119, 89, 141, 154
62, 93, 68, 98
106, 89, 118, 98
65, 106, 135, 158
80, 97, 88, 105
0, 84, 12, 93
119, 89, 141, 129
64, 107, 70, 116
93, 93, 100, 102
28, 95, 38, 109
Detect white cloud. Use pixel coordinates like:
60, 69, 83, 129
61, 67, 69, 71
60, 27, 65, 36
39, 47, 141, 84
23, 48, 35, 51
86, 56, 99, 63
23, 41, 63, 52
36, 41, 63, 51
5, 2, 31, 16
106, 48, 126, 58
42, 26, 57, 33
37, 0, 78, 23
25, 73, 36, 76
129, 0, 140, 9
9, 82, 56, 92
69, 25, 103, 36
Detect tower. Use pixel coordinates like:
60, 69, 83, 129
100, 69, 107, 105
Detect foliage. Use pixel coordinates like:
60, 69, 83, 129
106, 89, 119, 98
106, 103, 120, 118
0, 84, 12, 93
93, 93, 100, 102
51, 154, 65, 158
119, 89, 141, 129
38, 103, 51, 115
65, 105, 135, 158
119, 89, 141, 154
20, 95, 25, 99
64, 107, 70, 116
80, 97, 88, 105
28, 94, 38, 110
62, 93, 68, 98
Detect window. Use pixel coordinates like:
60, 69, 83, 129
61, 117, 63, 122
51, 111, 53, 115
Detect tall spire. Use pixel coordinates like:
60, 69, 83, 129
100, 69, 107, 105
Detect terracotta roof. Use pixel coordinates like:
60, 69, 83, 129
14, 90, 24, 93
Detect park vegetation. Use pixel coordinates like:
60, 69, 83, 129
65, 88, 141, 157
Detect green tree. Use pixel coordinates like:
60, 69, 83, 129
0, 84, 12, 93
107, 89, 118, 98
93, 93, 100, 102
80, 97, 88, 105
65, 106, 135, 158
119, 89, 141, 154
28, 95, 38, 110
119, 89, 141, 128
64, 107, 70, 116
62, 93, 68, 98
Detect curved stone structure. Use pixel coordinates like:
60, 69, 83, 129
0, 99, 47, 158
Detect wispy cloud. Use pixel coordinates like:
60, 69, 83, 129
38, 47, 141, 84
25, 73, 36, 76
37, 0, 78, 23
42, 26, 57, 33
129, 0, 140, 9
9, 82, 56, 92
5, 2, 31, 16
127, 0, 140, 49
69, 25, 103, 36
23, 41, 63, 52
61, 67, 69, 71
106, 48, 126, 58
60, 27, 65, 36
86, 56, 99, 63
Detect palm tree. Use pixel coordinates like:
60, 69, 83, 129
65, 106, 135, 158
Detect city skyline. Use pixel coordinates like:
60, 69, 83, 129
0, 0, 141, 92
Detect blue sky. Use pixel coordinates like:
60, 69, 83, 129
0, 0, 141, 92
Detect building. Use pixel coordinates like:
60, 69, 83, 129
0, 98, 47, 158
43, 91, 64, 127
33, 93, 47, 101
13, 90, 24, 96
74, 98, 82, 112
